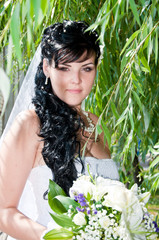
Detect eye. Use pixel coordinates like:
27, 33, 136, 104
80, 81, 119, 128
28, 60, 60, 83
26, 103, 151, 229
83, 67, 93, 72
57, 67, 69, 71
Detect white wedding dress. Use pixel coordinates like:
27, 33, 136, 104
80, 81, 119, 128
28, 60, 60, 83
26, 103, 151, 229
7, 157, 119, 240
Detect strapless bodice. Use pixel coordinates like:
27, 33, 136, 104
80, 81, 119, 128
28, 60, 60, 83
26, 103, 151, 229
17, 157, 119, 228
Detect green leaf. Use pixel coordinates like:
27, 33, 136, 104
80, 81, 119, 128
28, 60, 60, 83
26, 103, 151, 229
120, 29, 141, 56
129, 0, 141, 26
30, 0, 40, 27
41, 0, 48, 15
95, 123, 102, 142
143, 106, 150, 133
10, 2, 22, 66
128, 110, 134, 130
154, 142, 159, 149
148, 146, 159, 156
101, 120, 111, 147
132, 72, 145, 96
50, 213, 77, 228
49, 180, 66, 198
82, 142, 87, 159
48, 180, 66, 212
115, 107, 128, 127
149, 156, 159, 169
44, 228, 73, 240
132, 90, 143, 112
53, 195, 80, 213
131, 142, 136, 161
110, 102, 120, 119
140, 55, 151, 73
155, 28, 158, 65
102, 85, 114, 98
50, 198, 67, 214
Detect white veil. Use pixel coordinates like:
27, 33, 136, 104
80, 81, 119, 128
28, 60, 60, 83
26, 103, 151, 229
0, 45, 41, 145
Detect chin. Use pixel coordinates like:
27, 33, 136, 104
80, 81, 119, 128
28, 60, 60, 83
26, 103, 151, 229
67, 101, 82, 108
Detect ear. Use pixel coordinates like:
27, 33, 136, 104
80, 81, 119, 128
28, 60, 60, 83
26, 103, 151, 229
43, 58, 50, 77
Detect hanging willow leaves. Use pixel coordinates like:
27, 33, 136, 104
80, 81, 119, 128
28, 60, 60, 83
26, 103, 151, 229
10, 2, 22, 66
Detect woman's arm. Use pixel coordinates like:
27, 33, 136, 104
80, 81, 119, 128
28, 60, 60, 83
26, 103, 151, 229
0, 110, 46, 240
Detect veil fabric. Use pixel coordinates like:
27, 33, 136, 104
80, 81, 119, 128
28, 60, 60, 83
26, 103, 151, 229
0, 45, 41, 145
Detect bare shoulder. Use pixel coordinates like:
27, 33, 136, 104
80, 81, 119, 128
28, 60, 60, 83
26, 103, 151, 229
13, 109, 40, 135
16, 109, 39, 126
87, 111, 99, 124
2, 109, 41, 147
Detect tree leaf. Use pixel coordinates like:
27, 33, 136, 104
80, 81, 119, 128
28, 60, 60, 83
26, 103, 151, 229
101, 120, 111, 147
132, 90, 143, 112
110, 101, 120, 119
10, 2, 22, 66
129, 0, 141, 26
143, 106, 150, 133
155, 28, 158, 65
41, 0, 48, 15
120, 29, 141, 56
115, 107, 128, 127
131, 142, 136, 161
149, 156, 159, 169
140, 55, 151, 73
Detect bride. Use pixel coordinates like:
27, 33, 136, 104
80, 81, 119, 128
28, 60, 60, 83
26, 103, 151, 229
0, 20, 119, 240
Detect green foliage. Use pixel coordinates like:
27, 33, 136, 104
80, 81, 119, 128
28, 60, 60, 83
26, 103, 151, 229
0, 0, 159, 191
140, 142, 159, 193
43, 228, 73, 240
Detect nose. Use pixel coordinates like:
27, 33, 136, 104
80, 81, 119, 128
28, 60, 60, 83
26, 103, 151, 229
71, 71, 81, 84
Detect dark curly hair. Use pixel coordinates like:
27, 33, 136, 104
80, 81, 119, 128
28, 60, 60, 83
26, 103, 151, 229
32, 20, 100, 195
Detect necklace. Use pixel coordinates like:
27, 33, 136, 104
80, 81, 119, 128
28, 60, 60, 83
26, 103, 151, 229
82, 111, 95, 134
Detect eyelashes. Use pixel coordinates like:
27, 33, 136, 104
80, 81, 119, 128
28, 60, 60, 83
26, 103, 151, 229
57, 66, 94, 72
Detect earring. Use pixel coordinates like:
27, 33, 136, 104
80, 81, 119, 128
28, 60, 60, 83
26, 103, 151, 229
45, 77, 48, 85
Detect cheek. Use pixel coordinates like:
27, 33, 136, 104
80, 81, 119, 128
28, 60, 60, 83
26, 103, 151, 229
84, 74, 95, 91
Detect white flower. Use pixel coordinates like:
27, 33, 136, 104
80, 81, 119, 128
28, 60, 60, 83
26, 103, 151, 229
69, 178, 95, 198
73, 212, 86, 226
102, 185, 129, 211
131, 184, 150, 204
98, 216, 111, 228
93, 177, 125, 201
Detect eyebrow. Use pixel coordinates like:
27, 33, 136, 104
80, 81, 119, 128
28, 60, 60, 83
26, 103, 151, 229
58, 62, 95, 67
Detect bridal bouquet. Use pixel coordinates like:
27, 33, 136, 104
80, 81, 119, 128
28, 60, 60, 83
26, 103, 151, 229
44, 173, 159, 240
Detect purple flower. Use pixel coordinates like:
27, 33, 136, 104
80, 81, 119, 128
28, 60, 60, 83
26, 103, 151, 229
74, 195, 78, 201
78, 193, 84, 198
76, 207, 82, 212
87, 209, 91, 214
76, 193, 88, 207
81, 208, 85, 212
94, 209, 98, 214
79, 200, 88, 207
153, 221, 159, 232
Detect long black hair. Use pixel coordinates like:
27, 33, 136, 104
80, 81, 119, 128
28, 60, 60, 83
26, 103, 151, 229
32, 20, 100, 195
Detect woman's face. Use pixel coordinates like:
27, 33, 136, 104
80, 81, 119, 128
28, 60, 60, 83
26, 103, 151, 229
43, 53, 97, 108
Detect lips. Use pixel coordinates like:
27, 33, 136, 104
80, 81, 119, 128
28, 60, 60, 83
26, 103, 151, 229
67, 89, 82, 94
